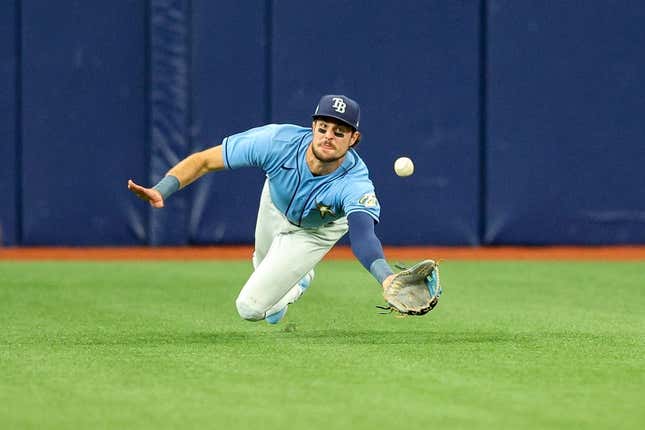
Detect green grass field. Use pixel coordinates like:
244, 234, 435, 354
1, 260, 643, 429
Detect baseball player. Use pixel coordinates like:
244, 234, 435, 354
128, 95, 439, 323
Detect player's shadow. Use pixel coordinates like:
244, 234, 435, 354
186, 329, 621, 346
183, 329, 533, 346
26, 330, 516, 346
23, 329, 614, 347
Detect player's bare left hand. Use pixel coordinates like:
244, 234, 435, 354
127, 179, 164, 208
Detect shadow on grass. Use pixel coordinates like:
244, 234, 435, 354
10, 330, 545, 347
9, 328, 624, 348
185, 330, 537, 345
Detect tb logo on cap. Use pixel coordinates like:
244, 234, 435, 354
331, 97, 346, 113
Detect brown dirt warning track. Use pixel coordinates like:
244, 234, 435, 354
1, 246, 645, 261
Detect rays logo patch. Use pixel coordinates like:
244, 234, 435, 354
358, 193, 379, 208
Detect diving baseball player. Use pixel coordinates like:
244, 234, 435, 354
128, 95, 441, 323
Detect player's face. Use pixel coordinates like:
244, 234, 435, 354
311, 119, 360, 163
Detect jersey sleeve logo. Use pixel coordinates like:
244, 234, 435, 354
358, 193, 379, 208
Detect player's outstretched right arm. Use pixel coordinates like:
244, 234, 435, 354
128, 145, 224, 208
166, 145, 225, 187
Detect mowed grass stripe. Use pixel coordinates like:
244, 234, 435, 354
0, 261, 643, 430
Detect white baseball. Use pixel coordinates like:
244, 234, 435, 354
394, 157, 414, 177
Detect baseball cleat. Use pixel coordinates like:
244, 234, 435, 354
294, 271, 313, 299
265, 307, 287, 324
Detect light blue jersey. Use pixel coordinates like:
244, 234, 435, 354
222, 124, 380, 228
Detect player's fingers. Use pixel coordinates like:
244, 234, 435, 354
128, 181, 150, 196
128, 179, 144, 191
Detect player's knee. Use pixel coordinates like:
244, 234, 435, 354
235, 297, 265, 321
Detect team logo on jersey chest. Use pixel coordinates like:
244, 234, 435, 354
358, 193, 379, 207
315, 201, 336, 218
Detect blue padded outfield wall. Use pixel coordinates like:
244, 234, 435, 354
1, 0, 644, 246
19, 0, 148, 245
189, 0, 269, 245
0, 1, 17, 245
486, 0, 645, 245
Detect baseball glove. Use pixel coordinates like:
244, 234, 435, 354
378, 259, 442, 316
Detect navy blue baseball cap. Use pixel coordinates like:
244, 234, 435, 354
312, 94, 360, 130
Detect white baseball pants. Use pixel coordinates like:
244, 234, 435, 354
235, 179, 348, 320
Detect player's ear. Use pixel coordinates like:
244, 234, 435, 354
350, 131, 361, 147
